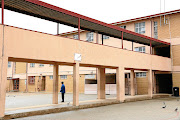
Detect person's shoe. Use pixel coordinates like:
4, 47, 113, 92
61, 101, 64, 102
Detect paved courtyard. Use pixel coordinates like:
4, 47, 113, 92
14, 97, 180, 120
5, 92, 116, 109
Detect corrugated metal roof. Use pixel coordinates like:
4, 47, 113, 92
0, 0, 170, 46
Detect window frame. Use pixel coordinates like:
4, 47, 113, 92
86, 32, 94, 42
28, 76, 35, 84
135, 22, 145, 34
30, 63, 35, 68
39, 64, 44, 67
60, 75, 67, 80
8, 62, 11, 68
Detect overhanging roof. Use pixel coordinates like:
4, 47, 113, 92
0, 0, 170, 46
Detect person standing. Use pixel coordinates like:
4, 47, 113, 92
60, 82, 65, 102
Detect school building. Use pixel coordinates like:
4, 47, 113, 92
6, 9, 180, 95
0, 0, 177, 117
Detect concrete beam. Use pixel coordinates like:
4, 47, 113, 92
73, 62, 79, 106
0, 57, 8, 117
53, 63, 59, 104
97, 68, 106, 99
116, 67, 125, 102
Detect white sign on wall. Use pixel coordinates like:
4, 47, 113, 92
74, 53, 82, 61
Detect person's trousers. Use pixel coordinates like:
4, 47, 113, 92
62, 93, 64, 102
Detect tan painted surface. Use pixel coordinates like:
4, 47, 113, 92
130, 70, 135, 96
136, 77, 148, 95
53, 64, 58, 104
116, 67, 125, 102
172, 45, 180, 66
73, 62, 79, 106
172, 73, 180, 93
97, 68, 106, 99
3, 26, 171, 71
15, 62, 26, 74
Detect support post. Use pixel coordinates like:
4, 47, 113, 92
0, 57, 8, 117
130, 69, 135, 96
150, 40, 152, 54
78, 18, 80, 40
101, 35, 104, 45
96, 32, 99, 44
97, 68, 106, 99
121, 32, 123, 49
116, 67, 125, 102
153, 71, 156, 94
73, 61, 79, 106
53, 63, 59, 104
2, 0, 4, 25
148, 69, 153, 98
132, 42, 134, 51
26, 63, 28, 92
57, 23, 59, 35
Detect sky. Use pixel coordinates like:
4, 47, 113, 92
3, 0, 180, 34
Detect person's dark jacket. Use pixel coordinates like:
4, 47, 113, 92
60, 84, 65, 93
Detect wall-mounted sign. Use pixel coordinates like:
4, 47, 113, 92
74, 53, 82, 61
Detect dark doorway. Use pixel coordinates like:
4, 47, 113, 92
13, 78, 19, 91
156, 74, 172, 94
41, 76, 46, 91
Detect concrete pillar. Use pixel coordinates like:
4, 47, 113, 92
73, 62, 79, 106
130, 70, 135, 96
148, 69, 153, 98
53, 63, 59, 104
97, 68, 106, 99
96, 32, 99, 44
0, 57, 8, 117
116, 67, 125, 102
153, 71, 156, 94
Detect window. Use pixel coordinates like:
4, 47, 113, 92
73, 34, 79, 40
39, 64, 44, 67
49, 75, 53, 80
28, 76, 35, 84
50, 64, 53, 67
136, 72, 146, 78
8, 62, 11, 68
135, 22, 145, 34
103, 35, 109, 40
86, 32, 94, 42
135, 46, 145, 53
154, 21, 158, 39
60, 75, 67, 79
120, 25, 126, 29
30, 63, 35, 68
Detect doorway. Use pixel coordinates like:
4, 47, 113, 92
13, 78, 19, 91
156, 74, 172, 94
41, 76, 46, 91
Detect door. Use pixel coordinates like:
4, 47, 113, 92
13, 79, 19, 91
41, 76, 46, 91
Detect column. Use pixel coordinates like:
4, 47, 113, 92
97, 68, 106, 99
96, 32, 99, 44
130, 69, 135, 96
153, 71, 156, 94
73, 62, 79, 106
0, 57, 8, 117
148, 69, 153, 98
53, 63, 59, 104
116, 67, 125, 102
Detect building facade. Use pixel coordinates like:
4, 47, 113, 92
6, 9, 179, 95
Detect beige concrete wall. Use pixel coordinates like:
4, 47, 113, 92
15, 62, 26, 74
172, 73, 180, 93
4, 25, 171, 72
136, 77, 148, 95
